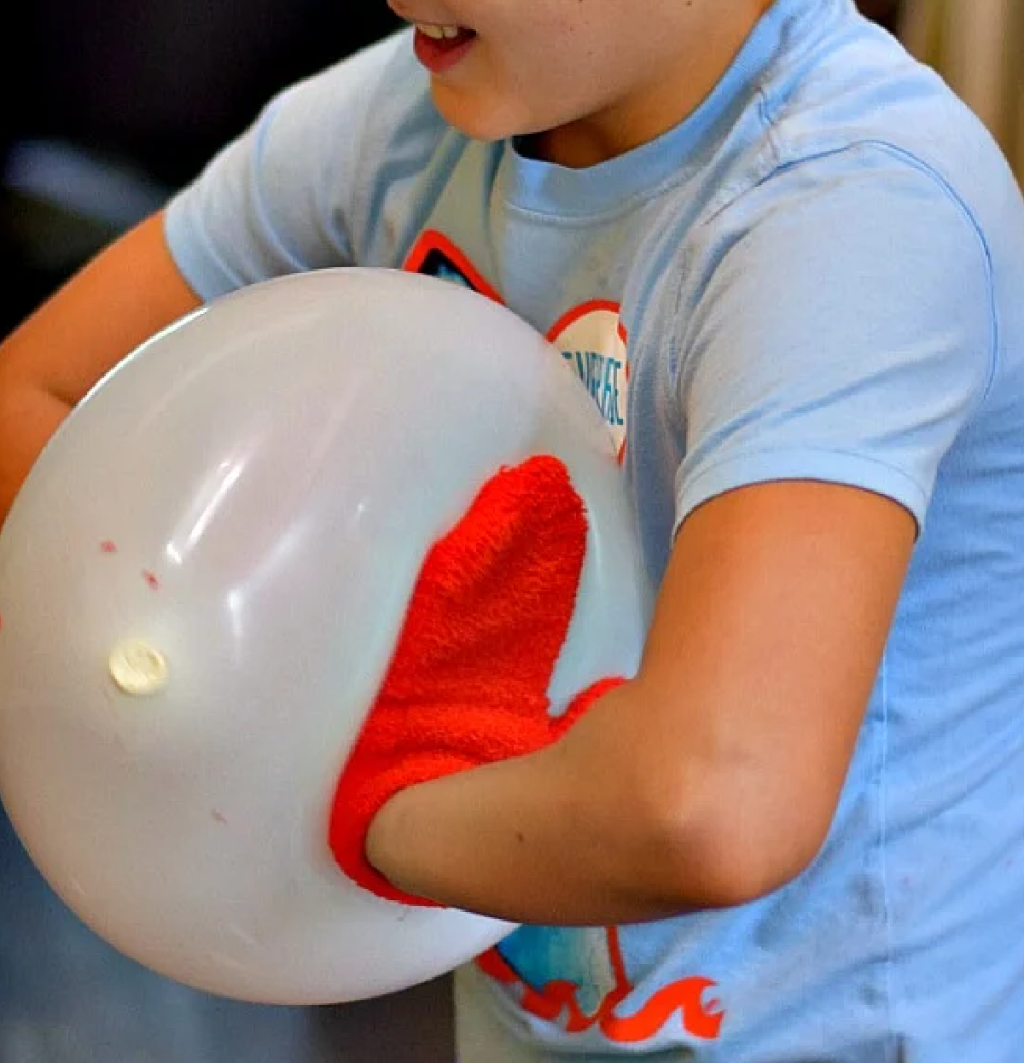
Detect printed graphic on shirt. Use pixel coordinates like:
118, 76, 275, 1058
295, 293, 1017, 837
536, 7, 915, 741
475, 926, 724, 1043
404, 233, 629, 459
546, 302, 629, 464
403, 230, 503, 303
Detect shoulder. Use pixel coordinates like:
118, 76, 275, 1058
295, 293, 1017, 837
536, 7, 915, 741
164, 29, 468, 292
745, 15, 1015, 248
628, 11, 1013, 333
666, 31, 1014, 331
660, 5, 1016, 271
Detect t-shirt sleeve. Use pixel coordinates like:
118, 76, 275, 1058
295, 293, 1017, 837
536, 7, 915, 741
672, 144, 997, 535
163, 29, 433, 299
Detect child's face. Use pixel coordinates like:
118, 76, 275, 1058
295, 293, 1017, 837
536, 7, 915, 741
387, 0, 774, 167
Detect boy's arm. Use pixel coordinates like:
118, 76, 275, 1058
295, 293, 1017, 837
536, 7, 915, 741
0, 210, 201, 524
367, 477, 916, 925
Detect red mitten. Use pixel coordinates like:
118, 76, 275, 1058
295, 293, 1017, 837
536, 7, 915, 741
329, 454, 625, 906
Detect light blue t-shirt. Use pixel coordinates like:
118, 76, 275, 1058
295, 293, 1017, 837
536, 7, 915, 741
164, 0, 1024, 1058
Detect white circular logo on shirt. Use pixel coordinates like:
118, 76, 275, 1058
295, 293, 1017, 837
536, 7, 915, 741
548, 301, 630, 463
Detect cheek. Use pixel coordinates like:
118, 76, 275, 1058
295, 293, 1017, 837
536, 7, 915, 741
508, 14, 632, 97
497, 28, 599, 98
471, 35, 565, 111
491, 2, 601, 68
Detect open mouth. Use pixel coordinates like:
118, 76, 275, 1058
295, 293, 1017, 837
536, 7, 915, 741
412, 23, 478, 71
416, 23, 476, 42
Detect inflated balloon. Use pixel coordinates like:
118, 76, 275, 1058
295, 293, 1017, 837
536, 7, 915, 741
0, 268, 651, 1005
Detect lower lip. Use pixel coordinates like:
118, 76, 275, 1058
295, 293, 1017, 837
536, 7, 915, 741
412, 28, 477, 73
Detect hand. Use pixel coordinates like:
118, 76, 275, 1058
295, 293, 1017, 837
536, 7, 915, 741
328, 455, 624, 906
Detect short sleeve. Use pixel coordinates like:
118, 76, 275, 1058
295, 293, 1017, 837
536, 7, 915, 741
163, 30, 436, 299
673, 144, 996, 535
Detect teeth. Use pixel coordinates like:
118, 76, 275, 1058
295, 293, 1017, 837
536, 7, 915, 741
417, 23, 463, 39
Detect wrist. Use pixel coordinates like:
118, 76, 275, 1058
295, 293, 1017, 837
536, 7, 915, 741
364, 789, 406, 887
360, 784, 444, 907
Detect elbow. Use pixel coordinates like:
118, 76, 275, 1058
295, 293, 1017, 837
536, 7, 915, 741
626, 766, 832, 913
668, 812, 826, 911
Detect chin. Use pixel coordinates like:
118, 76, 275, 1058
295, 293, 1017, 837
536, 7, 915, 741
430, 85, 533, 143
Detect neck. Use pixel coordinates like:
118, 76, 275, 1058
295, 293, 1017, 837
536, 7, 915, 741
528, 0, 775, 169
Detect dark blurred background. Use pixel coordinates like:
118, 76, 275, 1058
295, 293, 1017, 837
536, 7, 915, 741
0, 1, 402, 336
0, 3, 902, 1062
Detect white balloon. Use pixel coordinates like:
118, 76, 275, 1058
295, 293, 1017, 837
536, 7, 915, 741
0, 268, 651, 1004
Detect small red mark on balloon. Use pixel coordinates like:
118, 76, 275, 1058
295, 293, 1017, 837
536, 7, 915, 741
142, 570, 161, 591
211, 810, 228, 825
100, 540, 118, 554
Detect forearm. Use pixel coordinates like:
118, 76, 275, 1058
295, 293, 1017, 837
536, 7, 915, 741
0, 381, 72, 526
366, 681, 741, 925
0, 212, 203, 530
367, 482, 911, 925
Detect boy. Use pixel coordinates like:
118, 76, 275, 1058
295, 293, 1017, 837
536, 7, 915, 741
2, 0, 1023, 1058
